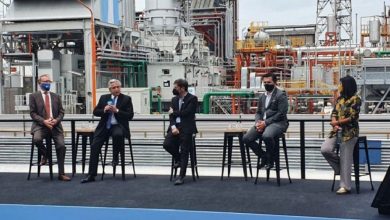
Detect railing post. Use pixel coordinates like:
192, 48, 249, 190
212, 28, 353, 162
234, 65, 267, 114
300, 120, 306, 179
163, 114, 166, 137
71, 120, 76, 175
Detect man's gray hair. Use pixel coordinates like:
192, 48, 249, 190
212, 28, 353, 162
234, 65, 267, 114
108, 79, 121, 88
38, 74, 51, 83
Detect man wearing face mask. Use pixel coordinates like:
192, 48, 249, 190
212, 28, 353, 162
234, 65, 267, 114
29, 74, 71, 181
243, 72, 289, 169
163, 79, 198, 185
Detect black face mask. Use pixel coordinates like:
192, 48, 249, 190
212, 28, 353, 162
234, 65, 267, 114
172, 89, 179, 96
264, 84, 275, 92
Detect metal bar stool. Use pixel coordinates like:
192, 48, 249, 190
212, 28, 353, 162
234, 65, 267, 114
73, 127, 96, 176
170, 134, 199, 181
255, 133, 292, 186
332, 136, 375, 193
101, 134, 136, 180
27, 133, 55, 180
221, 128, 253, 181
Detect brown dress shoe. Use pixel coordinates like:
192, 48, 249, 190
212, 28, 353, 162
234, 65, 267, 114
40, 156, 47, 166
58, 175, 71, 181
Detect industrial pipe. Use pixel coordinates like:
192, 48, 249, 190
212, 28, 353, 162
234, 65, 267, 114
202, 91, 255, 114
77, 0, 97, 108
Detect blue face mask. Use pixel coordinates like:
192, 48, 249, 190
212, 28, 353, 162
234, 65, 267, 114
41, 83, 51, 91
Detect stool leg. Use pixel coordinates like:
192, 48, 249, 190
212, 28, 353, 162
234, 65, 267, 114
282, 136, 292, 183
276, 139, 281, 186
363, 137, 374, 191
238, 134, 248, 181
120, 146, 125, 181
331, 174, 336, 191
73, 134, 80, 177
128, 137, 136, 178
47, 139, 53, 181
101, 141, 109, 180
190, 144, 196, 181
81, 135, 87, 174
227, 136, 233, 178
37, 150, 41, 177
221, 134, 227, 180
255, 154, 261, 184
193, 137, 199, 179
170, 157, 175, 181
245, 142, 253, 178
27, 140, 34, 180
353, 141, 360, 194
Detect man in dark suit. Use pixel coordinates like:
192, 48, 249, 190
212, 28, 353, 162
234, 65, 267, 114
243, 72, 289, 169
29, 74, 71, 181
163, 79, 198, 185
81, 79, 134, 183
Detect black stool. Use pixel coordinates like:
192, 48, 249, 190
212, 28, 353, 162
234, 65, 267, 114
332, 136, 375, 193
27, 134, 56, 180
170, 134, 199, 181
255, 133, 291, 186
101, 135, 136, 180
72, 127, 95, 176
221, 129, 253, 181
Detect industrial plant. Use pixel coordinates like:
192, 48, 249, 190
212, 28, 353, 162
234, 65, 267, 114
0, 0, 389, 115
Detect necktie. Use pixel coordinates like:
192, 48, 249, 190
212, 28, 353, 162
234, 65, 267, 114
44, 92, 51, 119
106, 97, 116, 129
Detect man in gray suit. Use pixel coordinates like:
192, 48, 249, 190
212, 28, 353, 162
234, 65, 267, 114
29, 74, 70, 181
243, 72, 289, 169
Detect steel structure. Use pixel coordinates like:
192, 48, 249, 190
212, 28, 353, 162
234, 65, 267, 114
0, 0, 147, 114
316, 0, 352, 46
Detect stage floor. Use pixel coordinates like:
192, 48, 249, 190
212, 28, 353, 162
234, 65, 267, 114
0, 172, 386, 219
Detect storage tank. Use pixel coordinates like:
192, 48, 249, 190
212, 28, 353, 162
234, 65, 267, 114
369, 19, 381, 45
120, 0, 135, 29
253, 31, 269, 43
327, 15, 337, 33
144, 0, 180, 33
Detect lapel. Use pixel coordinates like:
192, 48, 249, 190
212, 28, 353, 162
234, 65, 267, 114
180, 93, 190, 110
115, 94, 123, 108
265, 88, 278, 110
261, 93, 266, 110
173, 96, 179, 110
36, 92, 47, 117
50, 92, 56, 114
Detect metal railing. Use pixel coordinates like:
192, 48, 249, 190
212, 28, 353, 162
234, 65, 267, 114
0, 115, 389, 178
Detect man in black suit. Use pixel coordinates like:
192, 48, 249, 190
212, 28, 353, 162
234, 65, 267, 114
163, 79, 198, 185
81, 79, 134, 183
243, 72, 289, 169
29, 74, 71, 181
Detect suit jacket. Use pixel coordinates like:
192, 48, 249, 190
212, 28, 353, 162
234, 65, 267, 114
168, 93, 198, 135
93, 93, 134, 138
255, 87, 289, 131
29, 91, 64, 133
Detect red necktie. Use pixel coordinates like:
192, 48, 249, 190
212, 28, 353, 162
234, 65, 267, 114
44, 92, 51, 119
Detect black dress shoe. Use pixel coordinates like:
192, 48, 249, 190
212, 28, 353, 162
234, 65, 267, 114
80, 175, 95, 184
174, 177, 184, 185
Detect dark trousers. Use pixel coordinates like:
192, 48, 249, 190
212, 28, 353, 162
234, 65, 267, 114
243, 124, 285, 163
163, 131, 193, 178
88, 125, 125, 177
32, 127, 66, 175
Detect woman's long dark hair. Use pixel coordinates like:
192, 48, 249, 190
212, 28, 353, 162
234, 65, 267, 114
340, 75, 357, 99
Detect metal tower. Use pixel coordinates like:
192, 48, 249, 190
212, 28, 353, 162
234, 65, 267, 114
316, 0, 352, 46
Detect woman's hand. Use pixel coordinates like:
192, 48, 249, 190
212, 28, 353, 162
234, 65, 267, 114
330, 120, 339, 127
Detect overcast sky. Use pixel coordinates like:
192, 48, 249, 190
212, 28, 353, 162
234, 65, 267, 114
135, 0, 388, 42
